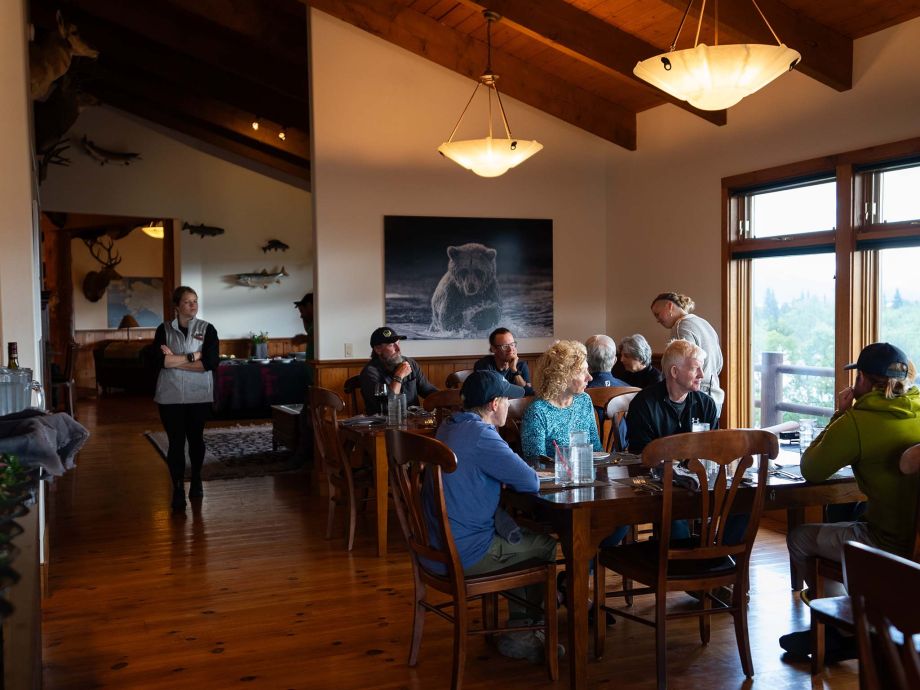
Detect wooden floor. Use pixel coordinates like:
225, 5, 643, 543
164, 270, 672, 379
41, 395, 860, 689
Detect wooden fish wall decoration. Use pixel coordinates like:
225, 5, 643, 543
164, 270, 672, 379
261, 239, 290, 253
80, 135, 141, 166
183, 222, 225, 238
236, 267, 289, 289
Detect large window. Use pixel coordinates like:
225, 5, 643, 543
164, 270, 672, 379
723, 139, 920, 428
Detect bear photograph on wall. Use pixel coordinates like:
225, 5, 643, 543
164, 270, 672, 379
384, 215, 553, 340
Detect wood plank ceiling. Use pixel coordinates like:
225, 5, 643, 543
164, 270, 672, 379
30, 1, 920, 183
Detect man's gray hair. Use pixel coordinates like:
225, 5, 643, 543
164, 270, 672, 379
585, 334, 616, 373
619, 333, 653, 367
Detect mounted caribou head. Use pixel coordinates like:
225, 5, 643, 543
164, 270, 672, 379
81, 236, 122, 302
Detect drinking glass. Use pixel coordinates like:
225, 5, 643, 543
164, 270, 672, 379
554, 446, 574, 486
373, 382, 388, 415
799, 418, 816, 455
691, 420, 710, 433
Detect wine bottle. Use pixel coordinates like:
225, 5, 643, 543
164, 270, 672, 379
6, 342, 19, 369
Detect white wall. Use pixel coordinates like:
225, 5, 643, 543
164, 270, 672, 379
40, 107, 313, 339
71, 231, 163, 329
309, 10, 614, 361
0, 0, 42, 371
605, 17, 920, 351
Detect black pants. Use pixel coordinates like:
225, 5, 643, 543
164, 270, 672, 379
158, 403, 212, 484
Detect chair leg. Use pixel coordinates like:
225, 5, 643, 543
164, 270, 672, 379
733, 582, 754, 677
699, 588, 712, 645
451, 598, 468, 690
408, 583, 426, 667
482, 593, 498, 632
325, 486, 336, 540
545, 567, 559, 682
346, 485, 358, 551
654, 590, 668, 690
593, 559, 606, 659
810, 564, 825, 675
66, 383, 75, 418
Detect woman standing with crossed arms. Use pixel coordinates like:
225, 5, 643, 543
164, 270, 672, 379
154, 286, 219, 513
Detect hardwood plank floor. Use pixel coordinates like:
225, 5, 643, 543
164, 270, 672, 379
42, 395, 860, 689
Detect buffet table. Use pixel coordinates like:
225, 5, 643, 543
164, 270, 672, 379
214, 359, 309, 419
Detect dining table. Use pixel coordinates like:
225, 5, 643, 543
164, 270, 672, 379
504, 452, 865, 690
338, 415, 436, 557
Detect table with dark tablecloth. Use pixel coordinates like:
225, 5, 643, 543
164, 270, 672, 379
214, 360, 309, 419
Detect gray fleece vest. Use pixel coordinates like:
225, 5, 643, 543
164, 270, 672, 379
154, 317, 214, 405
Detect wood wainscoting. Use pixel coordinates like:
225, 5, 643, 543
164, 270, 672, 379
314, 353, 540, 415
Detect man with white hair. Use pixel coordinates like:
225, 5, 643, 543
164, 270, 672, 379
584, 334, 630, 389
626, 339, 718, 454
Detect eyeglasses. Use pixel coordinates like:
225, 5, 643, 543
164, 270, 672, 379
495, 342, 517, 352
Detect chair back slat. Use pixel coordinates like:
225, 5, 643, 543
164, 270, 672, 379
844, 541, 920, 690
603, 388, 640, 451
342, 375, 362, 415
899, 443, 920, 561
386, 429, 464, 586
643, 430, 778, 563
309, 386, 349, 479
445, 369, 473, 389
498, 395, 534, 454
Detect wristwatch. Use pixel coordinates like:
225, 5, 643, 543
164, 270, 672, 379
186, 353, 195, 363
392, 375, 403, 384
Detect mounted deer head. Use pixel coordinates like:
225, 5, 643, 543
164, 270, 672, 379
29, 11, 99, 101
81, 236, 122, 302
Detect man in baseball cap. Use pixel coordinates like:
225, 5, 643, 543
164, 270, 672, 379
430, 370, 559, 662
781, 342, 919, 660
359, 326, 437, 414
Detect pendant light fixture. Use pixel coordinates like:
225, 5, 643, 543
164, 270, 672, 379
633, 0, 801, 111
139, 221, 164, 239
437, 10, 542, 177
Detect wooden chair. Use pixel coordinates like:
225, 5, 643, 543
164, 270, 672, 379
343, 375, 363, 415
309, 386, 372, 551
385, 429, 558, 690
602, 387, 640, 452
497, 395, 533, 455
445, 369, 473, 389
844, 541, 920, 690
808, 442, 920, 673
594, 429, 778, 689
422, 388, 464, 426
51, 340, 78, 417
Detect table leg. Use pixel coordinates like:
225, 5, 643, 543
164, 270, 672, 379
374, 434, 388, 557
562, 507, 591, 690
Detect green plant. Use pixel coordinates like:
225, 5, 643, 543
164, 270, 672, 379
250, 331, 269, 344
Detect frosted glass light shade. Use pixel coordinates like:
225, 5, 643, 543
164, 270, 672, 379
634, 42, 801, 110
140, 223, 164, 239
438, 137, 543, 178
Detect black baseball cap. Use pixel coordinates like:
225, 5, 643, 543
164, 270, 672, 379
844, 342, 910, 379
370, 326, 406, 347
461, 370, 525, 408
293, 292, 312, 306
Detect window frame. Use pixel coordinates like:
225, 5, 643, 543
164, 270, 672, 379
722, 136, 920, 428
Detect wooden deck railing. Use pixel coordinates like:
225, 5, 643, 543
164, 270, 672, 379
755, 351, 834, 426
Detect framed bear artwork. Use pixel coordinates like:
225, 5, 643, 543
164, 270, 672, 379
384, 215, 553, 340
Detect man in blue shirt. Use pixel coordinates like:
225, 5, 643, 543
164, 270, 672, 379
474, 327, 535, 396
433, 370, 558, 661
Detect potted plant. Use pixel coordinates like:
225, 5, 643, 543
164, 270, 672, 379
250, 331, 269, 359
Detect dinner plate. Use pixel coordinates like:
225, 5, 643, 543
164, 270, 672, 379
593, 451, 610, 462
250, 358, 270, 364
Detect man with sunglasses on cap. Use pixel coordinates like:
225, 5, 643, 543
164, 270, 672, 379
430, 370, 559, 662
359, 326, 438, 414
780, 342, 920, 661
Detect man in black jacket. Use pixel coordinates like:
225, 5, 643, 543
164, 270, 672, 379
359, 326, 438, 414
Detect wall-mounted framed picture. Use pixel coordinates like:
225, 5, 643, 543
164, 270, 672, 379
107, 277, 164, 328
384, 215, 553, 340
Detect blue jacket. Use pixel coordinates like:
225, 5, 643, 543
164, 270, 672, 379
425, 412, 539, 571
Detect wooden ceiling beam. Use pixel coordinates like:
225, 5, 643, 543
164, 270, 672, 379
85, 78, 311, 182
60, 0, 308, 100
455, 0, 726, 126
304, 0, 637, 150
75, 14, 308, 129
658, 0, 852, 92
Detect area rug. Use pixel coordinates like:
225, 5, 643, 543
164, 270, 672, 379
143, 424, 300, 480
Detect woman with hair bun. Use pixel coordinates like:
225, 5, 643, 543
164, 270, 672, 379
650, 292, 724, 414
